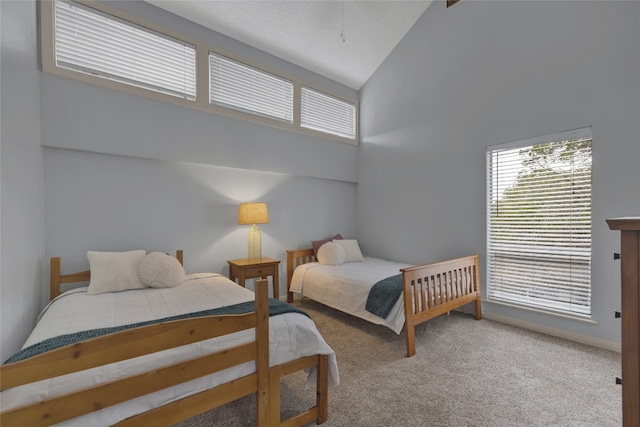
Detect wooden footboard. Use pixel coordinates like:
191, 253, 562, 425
401, 254, 482, 357
1, 280, 271, 426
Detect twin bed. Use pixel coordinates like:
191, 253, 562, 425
0, 250, 337, 427
287, 247, 482, 357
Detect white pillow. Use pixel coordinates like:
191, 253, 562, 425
87, 250, 147, 295
317, 242, 346, 266
138, 252, 185, 288
332, 239, 364, 262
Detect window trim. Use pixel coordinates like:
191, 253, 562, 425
485, 127, 593, 319
209, 51, 294, 124
301, 85, 357, 140
41, 0, 200, 112
52, 0, 197, 101
40, 0, 359, 145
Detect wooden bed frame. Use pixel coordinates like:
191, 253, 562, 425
1, 250, 329, 427
287, 249, 482, 357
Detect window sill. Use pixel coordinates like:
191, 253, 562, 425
483, 299, 598, 325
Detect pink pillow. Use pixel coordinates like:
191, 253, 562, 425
311, 233, 343, 257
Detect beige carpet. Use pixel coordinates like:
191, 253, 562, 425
175, 299, 622, 427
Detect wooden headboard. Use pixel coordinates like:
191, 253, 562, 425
49, 250, 184, 301
286, 248, 316, 303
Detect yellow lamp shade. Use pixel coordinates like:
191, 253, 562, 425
238, 202, 269, 225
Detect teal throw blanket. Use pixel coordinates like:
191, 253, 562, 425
5, 299, 308, 364
365, 274, 403, 319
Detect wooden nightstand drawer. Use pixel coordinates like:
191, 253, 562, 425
245, 265, 275, 278
227, 257, 281, 299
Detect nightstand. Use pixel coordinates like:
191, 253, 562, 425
227, 257, 281, 299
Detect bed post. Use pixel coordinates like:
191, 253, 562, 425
401, 270, 416, 357
316, 354, 329, 423
50, 257, 61, 301
286, 250, 295, 303
473, 255, 482, 320
255, 279, 270, 426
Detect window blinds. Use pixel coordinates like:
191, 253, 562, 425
54, 0, 196, 100
209, 52, 293, 123
301, 86, 356, 140
486, 135, 592, 317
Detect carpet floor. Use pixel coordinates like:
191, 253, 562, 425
175, 299, 621, 427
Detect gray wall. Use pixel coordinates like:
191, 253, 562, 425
0, 0, 359, 359
41, 0, 359, 183
0, 0, 45, 362
39, 1, 359, 292
358, 0, 640, 346
43, 148, 357, 286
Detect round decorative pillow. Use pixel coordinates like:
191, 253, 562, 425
317, 241, 346, 266
137, 252, 185, 288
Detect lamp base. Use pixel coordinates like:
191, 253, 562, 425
247, 224, 262, 260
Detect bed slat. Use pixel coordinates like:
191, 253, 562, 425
114, 374, 258, 427
401, 254, 481, 356
1, 312, 258, 390
2, 343, 257, 426
286, 249, 316, 303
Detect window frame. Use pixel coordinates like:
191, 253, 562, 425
40, 0, 359, 145
301, 85, 357, 140
485, 127, 593, 319
52, 0, 197, 101
209, 51, 294, 124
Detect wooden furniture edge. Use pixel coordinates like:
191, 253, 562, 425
607, 217, 640, 231
608, 217, 640, 427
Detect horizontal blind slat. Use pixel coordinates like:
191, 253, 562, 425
301, 86, 356, 139
209, 52, 293, 123
54, 0, 196, 99
486, 136, 592, 317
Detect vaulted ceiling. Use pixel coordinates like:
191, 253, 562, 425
146, 1, 433, 90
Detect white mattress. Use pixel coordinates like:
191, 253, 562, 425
2, 273, 338, 426
290, 257, 412, 334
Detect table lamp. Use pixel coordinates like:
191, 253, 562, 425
238, 202, 269, 260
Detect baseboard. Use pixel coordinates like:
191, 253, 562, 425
483, 312, 621, 353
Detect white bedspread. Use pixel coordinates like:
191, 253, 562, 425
290, 257, 412, 334
2, 273, 338, 426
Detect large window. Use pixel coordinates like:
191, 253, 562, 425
486, 128, 592, 318
54, 0, 196, 100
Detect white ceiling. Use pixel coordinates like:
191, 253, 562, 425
146, 1, 433, 90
